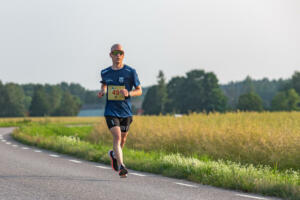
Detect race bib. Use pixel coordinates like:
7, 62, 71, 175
108, 85, 125, 100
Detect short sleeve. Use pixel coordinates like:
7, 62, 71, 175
100, 71, 106, 84
132, 69, 141, 87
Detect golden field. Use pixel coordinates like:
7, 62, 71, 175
91, 112, 300, 170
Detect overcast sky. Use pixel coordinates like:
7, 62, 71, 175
0, 0, 299, 90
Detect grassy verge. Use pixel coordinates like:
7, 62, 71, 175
0, 117, 101, 127
0, 119, 33, 127
12, 124, 300, 200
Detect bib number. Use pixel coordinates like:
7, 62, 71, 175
108, 85, 125, 100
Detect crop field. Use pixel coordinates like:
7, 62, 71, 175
92, 112, 300, 170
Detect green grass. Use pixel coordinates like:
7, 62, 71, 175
0, 116, 100, 127
0, 118, 33, 127
12, 123, 300, 200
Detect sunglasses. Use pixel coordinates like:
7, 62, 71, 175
111, 50, 124, 56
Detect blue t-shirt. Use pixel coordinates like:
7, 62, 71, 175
100, 64, 140, 117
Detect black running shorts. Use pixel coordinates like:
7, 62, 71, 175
105, 116, 133, 132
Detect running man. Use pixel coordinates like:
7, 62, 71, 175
98, 44, 142, 177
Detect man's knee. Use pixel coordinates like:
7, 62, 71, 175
110, 127, 122, 140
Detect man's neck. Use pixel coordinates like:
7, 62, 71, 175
112, 63, 124, 70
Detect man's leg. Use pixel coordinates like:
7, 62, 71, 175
121, 132, 128, 149
120, 116, 132, 149
110, 126, 124, 167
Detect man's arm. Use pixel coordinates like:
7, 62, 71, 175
129, 85, 142, 97
120, 85, 142, 98
98, 84, 107, 98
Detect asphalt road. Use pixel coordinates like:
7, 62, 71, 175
0, 127, 280, 200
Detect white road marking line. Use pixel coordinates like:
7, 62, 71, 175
34, 150, 42, 153
12, 145, 18, 147
236, 194, 268, 200
130, 173, 146, 177
69, 160, 82, 164
96, 166, 110, 169
22, 147, 29, 150
6, 142, 11, 145
174, 182, 198, 188
2, 140, 7, 142
49, 154, 59, 158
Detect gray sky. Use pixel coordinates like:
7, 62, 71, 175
0, 0, 299, 90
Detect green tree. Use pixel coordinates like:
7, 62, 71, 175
69, 83, 86, 103
142, 71, 168, 115
221, 77, 287, 110
29, 85, 51, 116
54, 91, 81, 116
0, 83, 26, 117
84, 91, 97, 104
183, 70, 206, 113
165, 69, 227, 113
271, 89, 300, 111
142, 85, 160, 115
59, 82, 69, 92
177, 69, 226, 113
237, 92, 263, 111
291, 71, 300, 95
156, 70, 168, 114
44, 85, 63, 115
202, 72, 227, 112
0, 81, 6, 116
166, 76, 186, 113
242, 76, 254, 94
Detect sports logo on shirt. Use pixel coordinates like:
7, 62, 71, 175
119, 77, 124, 83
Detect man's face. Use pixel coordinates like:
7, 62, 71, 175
110, 45, 124, 65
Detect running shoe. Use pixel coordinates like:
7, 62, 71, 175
119, 164, 128, 177
108, 150, 118, 171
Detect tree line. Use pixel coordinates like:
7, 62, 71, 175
0, 82, 104, 117
1, 70, 300, 117
142, 70, 227, 114
222, 72, 300, 111
142, 70, 300, 114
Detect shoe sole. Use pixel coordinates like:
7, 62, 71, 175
108, 151, 118, 172
119, 168, 128, 177
120, 174, 127, 178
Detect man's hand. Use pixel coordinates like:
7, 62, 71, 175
98, 90, 105, 98
120, 89, 129, 97
98, 84, 107, 98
